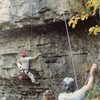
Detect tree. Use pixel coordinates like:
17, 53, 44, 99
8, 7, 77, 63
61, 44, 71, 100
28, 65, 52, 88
68, 0, 100, 35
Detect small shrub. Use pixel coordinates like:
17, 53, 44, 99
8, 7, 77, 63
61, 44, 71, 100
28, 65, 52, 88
85, 85, 100, 100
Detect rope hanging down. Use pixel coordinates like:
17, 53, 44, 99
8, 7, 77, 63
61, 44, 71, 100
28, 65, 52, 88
63, 13, 78, 89
31, 1, 33, 35
63, 12, 79, 89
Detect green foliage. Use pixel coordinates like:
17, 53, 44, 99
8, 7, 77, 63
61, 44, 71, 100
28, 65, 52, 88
85, 85, 100, 100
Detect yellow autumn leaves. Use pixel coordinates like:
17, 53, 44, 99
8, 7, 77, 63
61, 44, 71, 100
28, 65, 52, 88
68, 14, 89, 28
68, 16, 80, 28
85, 0, 99, 16
68, 0, 100, 35
89, 25, 100, 36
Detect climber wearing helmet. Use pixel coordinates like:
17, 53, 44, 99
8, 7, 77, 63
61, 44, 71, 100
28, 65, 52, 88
17, 51, 41, 84
58, 63, 97, 100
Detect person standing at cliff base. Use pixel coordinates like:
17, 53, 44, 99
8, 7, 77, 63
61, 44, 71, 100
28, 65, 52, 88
17, 51, 41, 84
58, 63, 97, 100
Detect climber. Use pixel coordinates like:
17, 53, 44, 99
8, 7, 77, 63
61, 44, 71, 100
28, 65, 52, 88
42, 90, 55, 100
16, 51, 41, 84
58, 63, 97, 100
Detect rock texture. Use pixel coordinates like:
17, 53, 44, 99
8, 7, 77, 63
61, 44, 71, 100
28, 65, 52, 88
0, 0, 84, 30
0, 22, 100, 99
0, 0, 99, 100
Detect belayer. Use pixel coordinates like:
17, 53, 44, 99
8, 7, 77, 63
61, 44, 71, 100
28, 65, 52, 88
16, 51, 41, 84
58, 63, 97, 100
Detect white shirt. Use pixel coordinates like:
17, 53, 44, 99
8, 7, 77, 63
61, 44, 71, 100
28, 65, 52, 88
58, 88, 85, 100
19, 57, 32, 69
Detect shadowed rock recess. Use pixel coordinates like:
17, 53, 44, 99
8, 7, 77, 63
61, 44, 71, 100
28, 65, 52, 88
0, 0, 100, 100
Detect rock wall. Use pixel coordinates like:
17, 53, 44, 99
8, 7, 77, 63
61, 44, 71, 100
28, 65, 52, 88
0, 21, 100, 100
0, 0, 99, 99
0, 0, 84, 30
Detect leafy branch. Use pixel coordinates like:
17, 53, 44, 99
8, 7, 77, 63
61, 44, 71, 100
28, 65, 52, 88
68, 0, 100, 35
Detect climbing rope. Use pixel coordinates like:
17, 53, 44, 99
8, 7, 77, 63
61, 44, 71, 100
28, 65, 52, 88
31, 1, 33, 35
31, 0, 79, 89
60, 0, 79, 89
63, 12, 78, 89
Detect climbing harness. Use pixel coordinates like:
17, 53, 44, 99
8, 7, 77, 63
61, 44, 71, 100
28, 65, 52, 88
18, 69, 30, 80
17, 60, 29, 80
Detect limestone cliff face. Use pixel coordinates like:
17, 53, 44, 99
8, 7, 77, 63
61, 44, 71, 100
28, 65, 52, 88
0, 0, 84, 30
0, 23, 100, 100
0, 0, 100, 100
